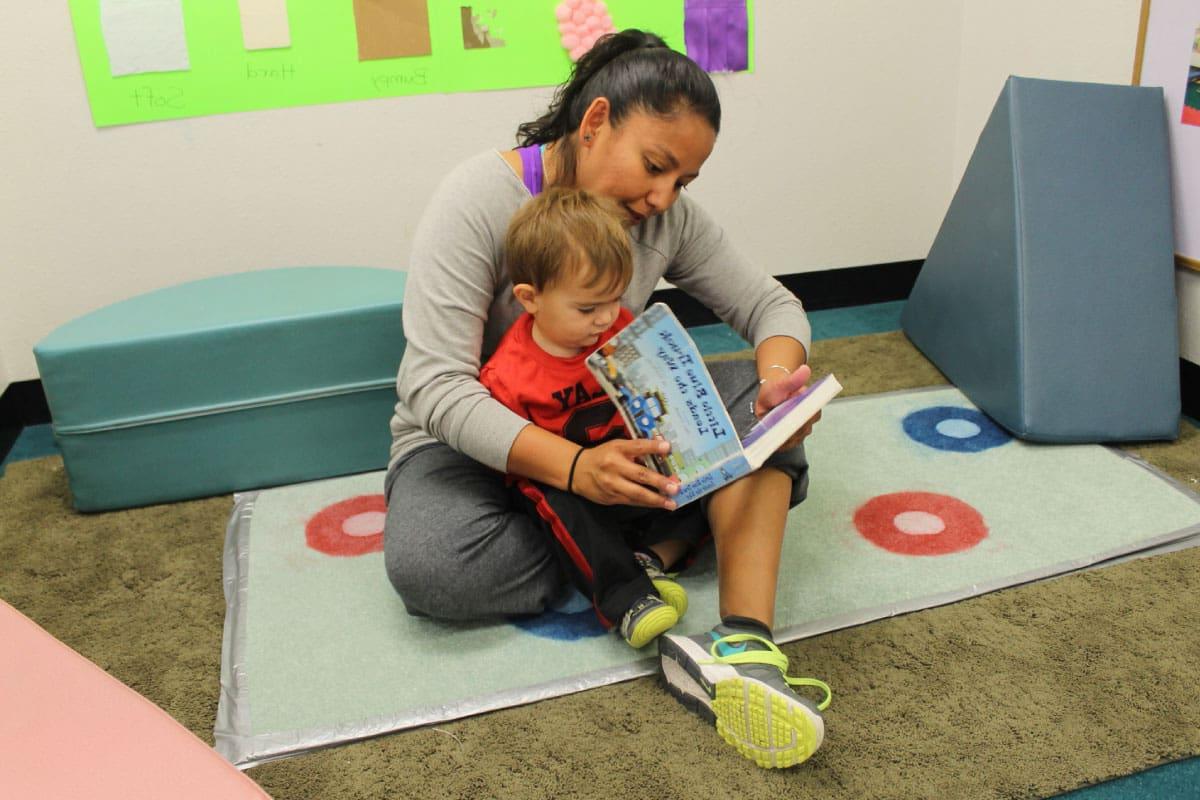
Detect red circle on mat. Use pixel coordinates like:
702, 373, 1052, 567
853, 492, 987, 556
305, 494, 387, 556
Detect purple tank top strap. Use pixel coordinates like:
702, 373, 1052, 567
516, 143, 544, 196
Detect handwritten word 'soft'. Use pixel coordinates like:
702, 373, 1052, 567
130, 87, 184, 109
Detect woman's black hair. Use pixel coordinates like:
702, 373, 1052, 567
517, 29, 721, 186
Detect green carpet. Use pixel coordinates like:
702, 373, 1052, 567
3, 329, 1200, 798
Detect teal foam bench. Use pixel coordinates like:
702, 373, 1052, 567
34, 267, 406, 511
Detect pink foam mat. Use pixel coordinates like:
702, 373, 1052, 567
0, 599, 270, 798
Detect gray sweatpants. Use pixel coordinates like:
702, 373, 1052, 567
383, 359, 810, 620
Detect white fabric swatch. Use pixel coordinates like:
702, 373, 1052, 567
100, 0, 190, 77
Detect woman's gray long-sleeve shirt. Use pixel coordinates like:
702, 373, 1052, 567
388, 150, 812, 472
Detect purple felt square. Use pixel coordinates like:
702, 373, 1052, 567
684, 0, 749, 72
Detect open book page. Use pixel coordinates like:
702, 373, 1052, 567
740, 374, 843, 467
586, 303, 745, 487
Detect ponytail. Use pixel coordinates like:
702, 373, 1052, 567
517, 29, 720, 187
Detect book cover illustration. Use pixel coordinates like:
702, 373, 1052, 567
586, 303, 753, 506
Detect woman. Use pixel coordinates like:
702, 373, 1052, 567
385, 30, 830, 768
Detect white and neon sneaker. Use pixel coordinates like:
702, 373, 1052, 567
658, 627, 831, 768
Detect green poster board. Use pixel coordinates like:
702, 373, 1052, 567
68, 1, 754, 128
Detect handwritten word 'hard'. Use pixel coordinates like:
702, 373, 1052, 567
246, 63, 295, 80
373, 69, 429, 92
130, 87, 184, 109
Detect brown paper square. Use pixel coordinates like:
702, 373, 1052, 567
353, 0, 431, 60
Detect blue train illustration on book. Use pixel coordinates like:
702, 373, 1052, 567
588, 304, 752, 505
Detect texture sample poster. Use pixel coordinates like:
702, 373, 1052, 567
68, 0, 755, 127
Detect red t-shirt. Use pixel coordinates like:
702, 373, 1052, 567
480, 308, 633, 446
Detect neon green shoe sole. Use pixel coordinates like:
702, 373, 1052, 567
659, 631, 830, 769
712, 676, 822, 768
622, 603, 679, 649
651, 577, 688, 619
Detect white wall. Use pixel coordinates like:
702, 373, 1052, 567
0, 3, 1150, 387
951, 0, 1144, 183
0, 269, 11, 389
0, 7, 547, 385
951, 0, 1200, 365
691, 2, 963, 274
1178, 270, 1200, 364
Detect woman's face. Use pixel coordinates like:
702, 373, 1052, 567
573, 102, 716, 226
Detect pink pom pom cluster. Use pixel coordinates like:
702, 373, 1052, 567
556, 0, 615, 62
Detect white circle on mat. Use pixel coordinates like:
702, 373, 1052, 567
935, 419, 982, 439
893, 511, 946, 536
341, 511, 386, 537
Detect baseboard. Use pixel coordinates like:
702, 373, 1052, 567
649, 259, 923, 327
1181, 358, 1200, 422
0, 427, 18, 466
0, 379, 52, 464
0, 379, 51, 426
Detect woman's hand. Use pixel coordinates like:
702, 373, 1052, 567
571, 438, 680, 509
753, 363, 820, 451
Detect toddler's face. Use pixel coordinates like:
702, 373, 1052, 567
520, 268, 625, 357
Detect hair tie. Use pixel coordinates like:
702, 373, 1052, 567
566, 446, 586, 494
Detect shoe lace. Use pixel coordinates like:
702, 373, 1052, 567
625, 595, 660, 618
705, 634, 832, 711
633, 551, 668, 579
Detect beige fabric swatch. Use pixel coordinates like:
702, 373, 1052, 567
238, 0, 291, 51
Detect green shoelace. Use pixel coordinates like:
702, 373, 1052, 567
705, 633, 833, 711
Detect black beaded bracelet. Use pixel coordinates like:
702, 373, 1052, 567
566, 446, 585, 494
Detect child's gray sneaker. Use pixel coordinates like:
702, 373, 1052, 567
633, 550, 688, 619
618, 594, 679, 649
658, 627, 831, 768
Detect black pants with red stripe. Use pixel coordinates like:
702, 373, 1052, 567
512, 479, 709, 628
385, 360, 809, 620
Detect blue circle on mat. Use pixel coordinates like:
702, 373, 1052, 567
902, 406, 1011, 452
510, 588, 605, 641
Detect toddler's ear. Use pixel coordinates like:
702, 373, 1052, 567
512, 283, 539, 314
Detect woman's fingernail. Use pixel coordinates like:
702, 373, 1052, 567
664, 500, 677, 511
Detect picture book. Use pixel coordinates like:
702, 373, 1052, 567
585, 303, 842, 507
